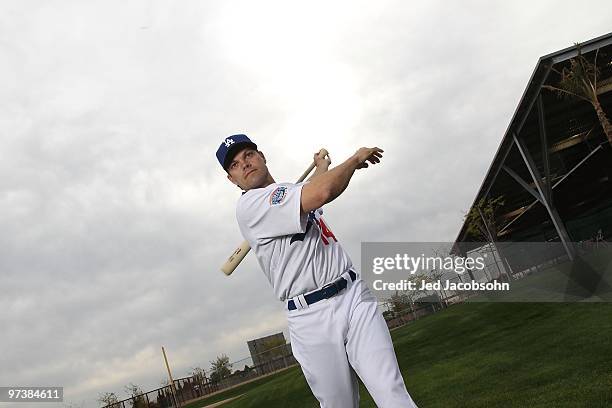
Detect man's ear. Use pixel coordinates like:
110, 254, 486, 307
259, 150, 266, 163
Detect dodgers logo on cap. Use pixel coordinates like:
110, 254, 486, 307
216, 134, 257, 170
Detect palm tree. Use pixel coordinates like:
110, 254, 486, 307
543, 44, 612, 145
210, 354, 233, 383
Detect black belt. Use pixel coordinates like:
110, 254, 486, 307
287, 270, 357, 311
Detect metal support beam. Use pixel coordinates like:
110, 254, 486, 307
499, 144, 604, 234
537, 95, 552, 203
483, 139, 514, 199
513, 134, 575, 260
550, 34, 612, 64
502, 165, 543, 203
515, 63, 553, 135
550, 143, 603, 188
481, 63, 552, 200
477, 207, 511, 281
481, 59, 553, 201
477, 206, 494, 244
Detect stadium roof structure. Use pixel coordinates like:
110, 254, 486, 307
454, 32, 612, 258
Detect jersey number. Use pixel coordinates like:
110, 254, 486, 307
317, 218, 337, 245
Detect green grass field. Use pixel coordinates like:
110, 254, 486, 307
188, 302, 612, 408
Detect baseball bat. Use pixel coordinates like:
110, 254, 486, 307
220, 148, 329, 275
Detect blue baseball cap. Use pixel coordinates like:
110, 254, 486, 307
216, 134, 258, 170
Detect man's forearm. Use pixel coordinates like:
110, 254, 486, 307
309, 165, 329, 180
301, 147, 381, 213
316, 156, 359, 200
305, 155, 360, 206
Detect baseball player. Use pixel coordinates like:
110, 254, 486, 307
216, 134, 418, 408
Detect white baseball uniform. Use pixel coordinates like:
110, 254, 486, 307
237, 182, 418, 408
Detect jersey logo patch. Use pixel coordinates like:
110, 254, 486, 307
269, 186, 287, 205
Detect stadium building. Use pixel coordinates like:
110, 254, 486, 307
454, 32, 612, 275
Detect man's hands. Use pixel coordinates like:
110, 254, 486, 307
309, 150, 332, 180
301, 146, 383, 213
314, 150, 332, 169
353, 147, 383, 169
312, 147, 382, 173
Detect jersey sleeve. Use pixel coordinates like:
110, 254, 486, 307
237, 183, 308, 240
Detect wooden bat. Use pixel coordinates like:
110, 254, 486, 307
220, 148, 329, 275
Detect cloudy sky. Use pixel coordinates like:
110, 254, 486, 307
1, 1, 610, 407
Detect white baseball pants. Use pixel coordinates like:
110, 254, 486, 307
287, 271, 419, 407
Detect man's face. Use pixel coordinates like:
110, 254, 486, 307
226, 147, 269, 190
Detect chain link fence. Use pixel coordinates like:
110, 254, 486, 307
102, 342, 297, 408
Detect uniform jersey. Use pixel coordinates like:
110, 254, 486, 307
236, 182, 353, 301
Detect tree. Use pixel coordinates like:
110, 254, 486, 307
407, 272, 433, 319
543, 44, 612, 145
210, 354, 233, 383
388, 272, 428, 321
190, 366, 207, 382
97, 392, 120, 408
124, 383, 146, 408
426, 267, 451, 306
464, 196, 511, 282
428, 245, 457, 305
389, 291, 410, 314
464, 196, 505, 242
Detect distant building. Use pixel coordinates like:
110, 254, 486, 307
247, 332, 292, 370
